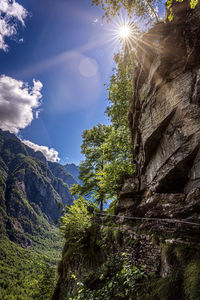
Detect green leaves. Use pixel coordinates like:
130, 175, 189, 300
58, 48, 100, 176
97, 125, 135, 198
190, 0, 198, 9
72, 50, 136, 209
91, 0, 161, 23
92, 0, 199, 24
69, 253, 149, 299
167, 0, 199, 21
103, 52, 136, 197
60, 198, 95, 252
74, 124, 112, 209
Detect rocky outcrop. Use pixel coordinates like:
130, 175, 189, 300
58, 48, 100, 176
114, 0, 200, 284
128, 1, 200, 194
116, 0, 200, 215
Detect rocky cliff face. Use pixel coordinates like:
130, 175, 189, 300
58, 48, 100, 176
128, 2, 200, 195
114, 0, 200, 291
49, 162, 78, 189
0, 129, 74, 247
117, 0, 200, 224
54, 2, 200, 299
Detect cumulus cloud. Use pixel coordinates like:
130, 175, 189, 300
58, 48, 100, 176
0, 75, 43, 133
0, 0, 28, 51
22, 140, 60, 162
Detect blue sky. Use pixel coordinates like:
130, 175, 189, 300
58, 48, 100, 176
0, 0, 166, 165
0, 0, 120, 165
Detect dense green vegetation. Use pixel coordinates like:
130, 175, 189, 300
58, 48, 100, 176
0, 227, 63, 300
60, 198, 94, 252
59, 199, 149, 300
0, 130, 75, 298
69, 254, 148, 300
59, 197, 200, 300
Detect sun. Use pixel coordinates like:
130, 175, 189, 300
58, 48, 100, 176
118, 24, 131, 39
105, 16, 138, 53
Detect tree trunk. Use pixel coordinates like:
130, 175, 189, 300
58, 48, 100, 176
100, 200, 103, 211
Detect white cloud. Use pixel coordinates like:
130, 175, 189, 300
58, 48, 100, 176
22, 140, 60, 162
0, 0, 28, 51
0, 75, 43, 133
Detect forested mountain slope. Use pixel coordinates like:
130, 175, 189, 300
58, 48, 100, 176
0, 129, 75, 246
0, 129, 76, 298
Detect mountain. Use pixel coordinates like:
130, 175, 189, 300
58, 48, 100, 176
64, 163, 80, 183
0, 129, 77, 298
0, 129, 75, 247
49, 162, 77, 187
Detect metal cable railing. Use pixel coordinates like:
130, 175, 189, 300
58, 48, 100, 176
94, 212, 200, 227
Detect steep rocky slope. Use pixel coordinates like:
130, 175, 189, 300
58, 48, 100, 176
0, 129, 75, 246
64, 163, 80, 183
54, 2, 200, 299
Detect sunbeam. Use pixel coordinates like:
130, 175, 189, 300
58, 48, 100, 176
105, 14, 140, 53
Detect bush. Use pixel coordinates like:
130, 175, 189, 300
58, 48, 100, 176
69, 253, 148, 300
60, 198, 94, 251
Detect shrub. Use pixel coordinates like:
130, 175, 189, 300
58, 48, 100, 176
60, 198, 94, 251
69, 253, 148, 300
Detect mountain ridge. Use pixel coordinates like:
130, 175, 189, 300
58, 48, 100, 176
0, 128, 79, 298
0, 129, 76, 247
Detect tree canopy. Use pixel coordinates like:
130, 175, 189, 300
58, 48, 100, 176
71, 124, 112, 211
92, 0, 161, 22
92, 0, 199, 23
71, 51, 136, 210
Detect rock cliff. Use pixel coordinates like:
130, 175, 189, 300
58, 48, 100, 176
117, 0, 200, 228
128, 0, 200, 195
53, 2, 200, 299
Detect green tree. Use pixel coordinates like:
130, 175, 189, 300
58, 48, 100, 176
71, 124, 112, 211
105, 51, 135, 128
100, 51, 136, 197
60, 197, 93, 249
91, 0, 160, 22
98, 126, 135, 198
92, 0, 199, 22
71, 51, 135, 207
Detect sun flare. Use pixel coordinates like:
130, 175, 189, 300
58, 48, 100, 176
118, 24, 131, 39
105, 16, 139, 54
